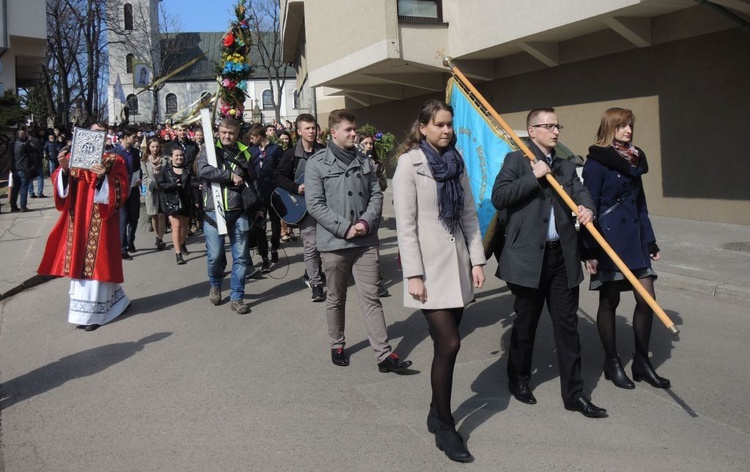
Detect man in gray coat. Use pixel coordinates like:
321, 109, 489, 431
491, 108, 606, 418
305, 109, 412, 373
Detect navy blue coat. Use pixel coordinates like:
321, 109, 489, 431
582, 145, 658, 272
249, 142, 282, 199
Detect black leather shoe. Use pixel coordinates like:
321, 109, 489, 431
435, 418, 473, 463
565, 397, 607, 418
603, 357, 635, 389
83, 324, 101, 332
632, 354, 671, 389
509, 380, 537, 404
378, 353, 412, 373
121, 252, 133, 261
331, 347, 349, 366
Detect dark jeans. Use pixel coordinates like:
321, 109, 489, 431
120, 189, 141, 251
11, 170, 30, 209
254, 207, 281, 260
506, 244, 584, 405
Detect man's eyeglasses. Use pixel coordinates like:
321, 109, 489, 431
531, 123, 564, 131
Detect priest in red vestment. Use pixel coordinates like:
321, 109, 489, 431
38, 140, 131, 331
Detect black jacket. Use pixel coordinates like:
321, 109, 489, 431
274, 140, 325, 193
491, 142, 595, 289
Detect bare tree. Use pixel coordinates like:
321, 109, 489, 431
247, 0, 292, 123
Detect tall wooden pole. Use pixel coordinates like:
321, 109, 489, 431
443, 56, 679, 336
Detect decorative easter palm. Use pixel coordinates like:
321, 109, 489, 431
217, 1, 254, 122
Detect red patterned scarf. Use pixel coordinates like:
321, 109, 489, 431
612, 141, 640, 168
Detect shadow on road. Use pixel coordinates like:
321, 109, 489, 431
0, 332, 172, 410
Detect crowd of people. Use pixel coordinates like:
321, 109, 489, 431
26, 101, 668, 463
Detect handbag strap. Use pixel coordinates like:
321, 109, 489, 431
599, 184, 637, 220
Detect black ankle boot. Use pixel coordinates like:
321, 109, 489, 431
603, 357, 635, 389
176, 253, 186, 265
426, 404, 437, 433
631, 354, 670, 388
435, 418, 473, 463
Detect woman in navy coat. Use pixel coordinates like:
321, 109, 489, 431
582, 108, 670, 390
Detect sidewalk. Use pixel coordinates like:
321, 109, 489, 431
1, 180, 749, 303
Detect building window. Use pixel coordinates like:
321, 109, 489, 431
293, 91, 299, 110
124, 3, 134, 31
397, 0, 442, 23
126, 94, 139, 115
262, 89, 274, 109
165, 93, 178, 115
126, 54, 134, 74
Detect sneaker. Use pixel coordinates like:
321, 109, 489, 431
271, 251, 279, 265
127, 244, 136, 253
281, 234, 291, 242
209, 286, 221, 305
230, 300, 251, 314
155, 238, 166, 250
246, 267, 260, 280
261, 259, 271, 273
121, 251, 133, 261
331, 347, 349, 366
38, 194, 48, 198
303, 273, 311, 289
311, 284, 325, 302
181, 246, 190, 256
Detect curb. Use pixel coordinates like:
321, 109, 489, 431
657, 271, 750, 304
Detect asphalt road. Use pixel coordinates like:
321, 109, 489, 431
1, 216, 748, 471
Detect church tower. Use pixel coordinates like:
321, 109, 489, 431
107, 0, 162, 124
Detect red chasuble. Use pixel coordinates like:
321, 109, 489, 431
38, 152, 130, 284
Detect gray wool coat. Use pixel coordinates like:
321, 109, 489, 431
305, 146, 382, 252
491, 145, 595, 289
393, 148, 486, 309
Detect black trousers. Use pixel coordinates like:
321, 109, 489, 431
119, 190, 141, 251
506, 244, 584, 405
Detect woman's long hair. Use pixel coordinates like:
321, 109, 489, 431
142, 137, 162, 162
396, 99, 455, 156
594, 107, 635, 147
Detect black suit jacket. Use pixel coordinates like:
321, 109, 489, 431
491, 143, 595, 289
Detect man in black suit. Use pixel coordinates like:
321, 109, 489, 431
491, 108, 606, 418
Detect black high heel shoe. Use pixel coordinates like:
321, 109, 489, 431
435, 418, 473, 463
603, 356, 635, 389
631, 354, 671, 388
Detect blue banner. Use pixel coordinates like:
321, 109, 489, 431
447, 79, 514, 246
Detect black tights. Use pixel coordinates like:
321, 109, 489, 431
424, 308, 464, 423
596, 276, 655, 360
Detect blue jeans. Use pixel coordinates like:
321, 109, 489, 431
28, 171, 44, 196
11, 170, 30, 208
204, 210, 250, 301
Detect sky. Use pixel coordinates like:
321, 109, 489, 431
160, 0, 240, 33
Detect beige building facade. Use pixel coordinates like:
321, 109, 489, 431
282, 0, 750, 224
0, 0, 46, 95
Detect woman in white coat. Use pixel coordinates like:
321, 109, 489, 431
393, 99, 486, 463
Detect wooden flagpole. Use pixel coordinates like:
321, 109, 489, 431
443, 56, 679, 336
